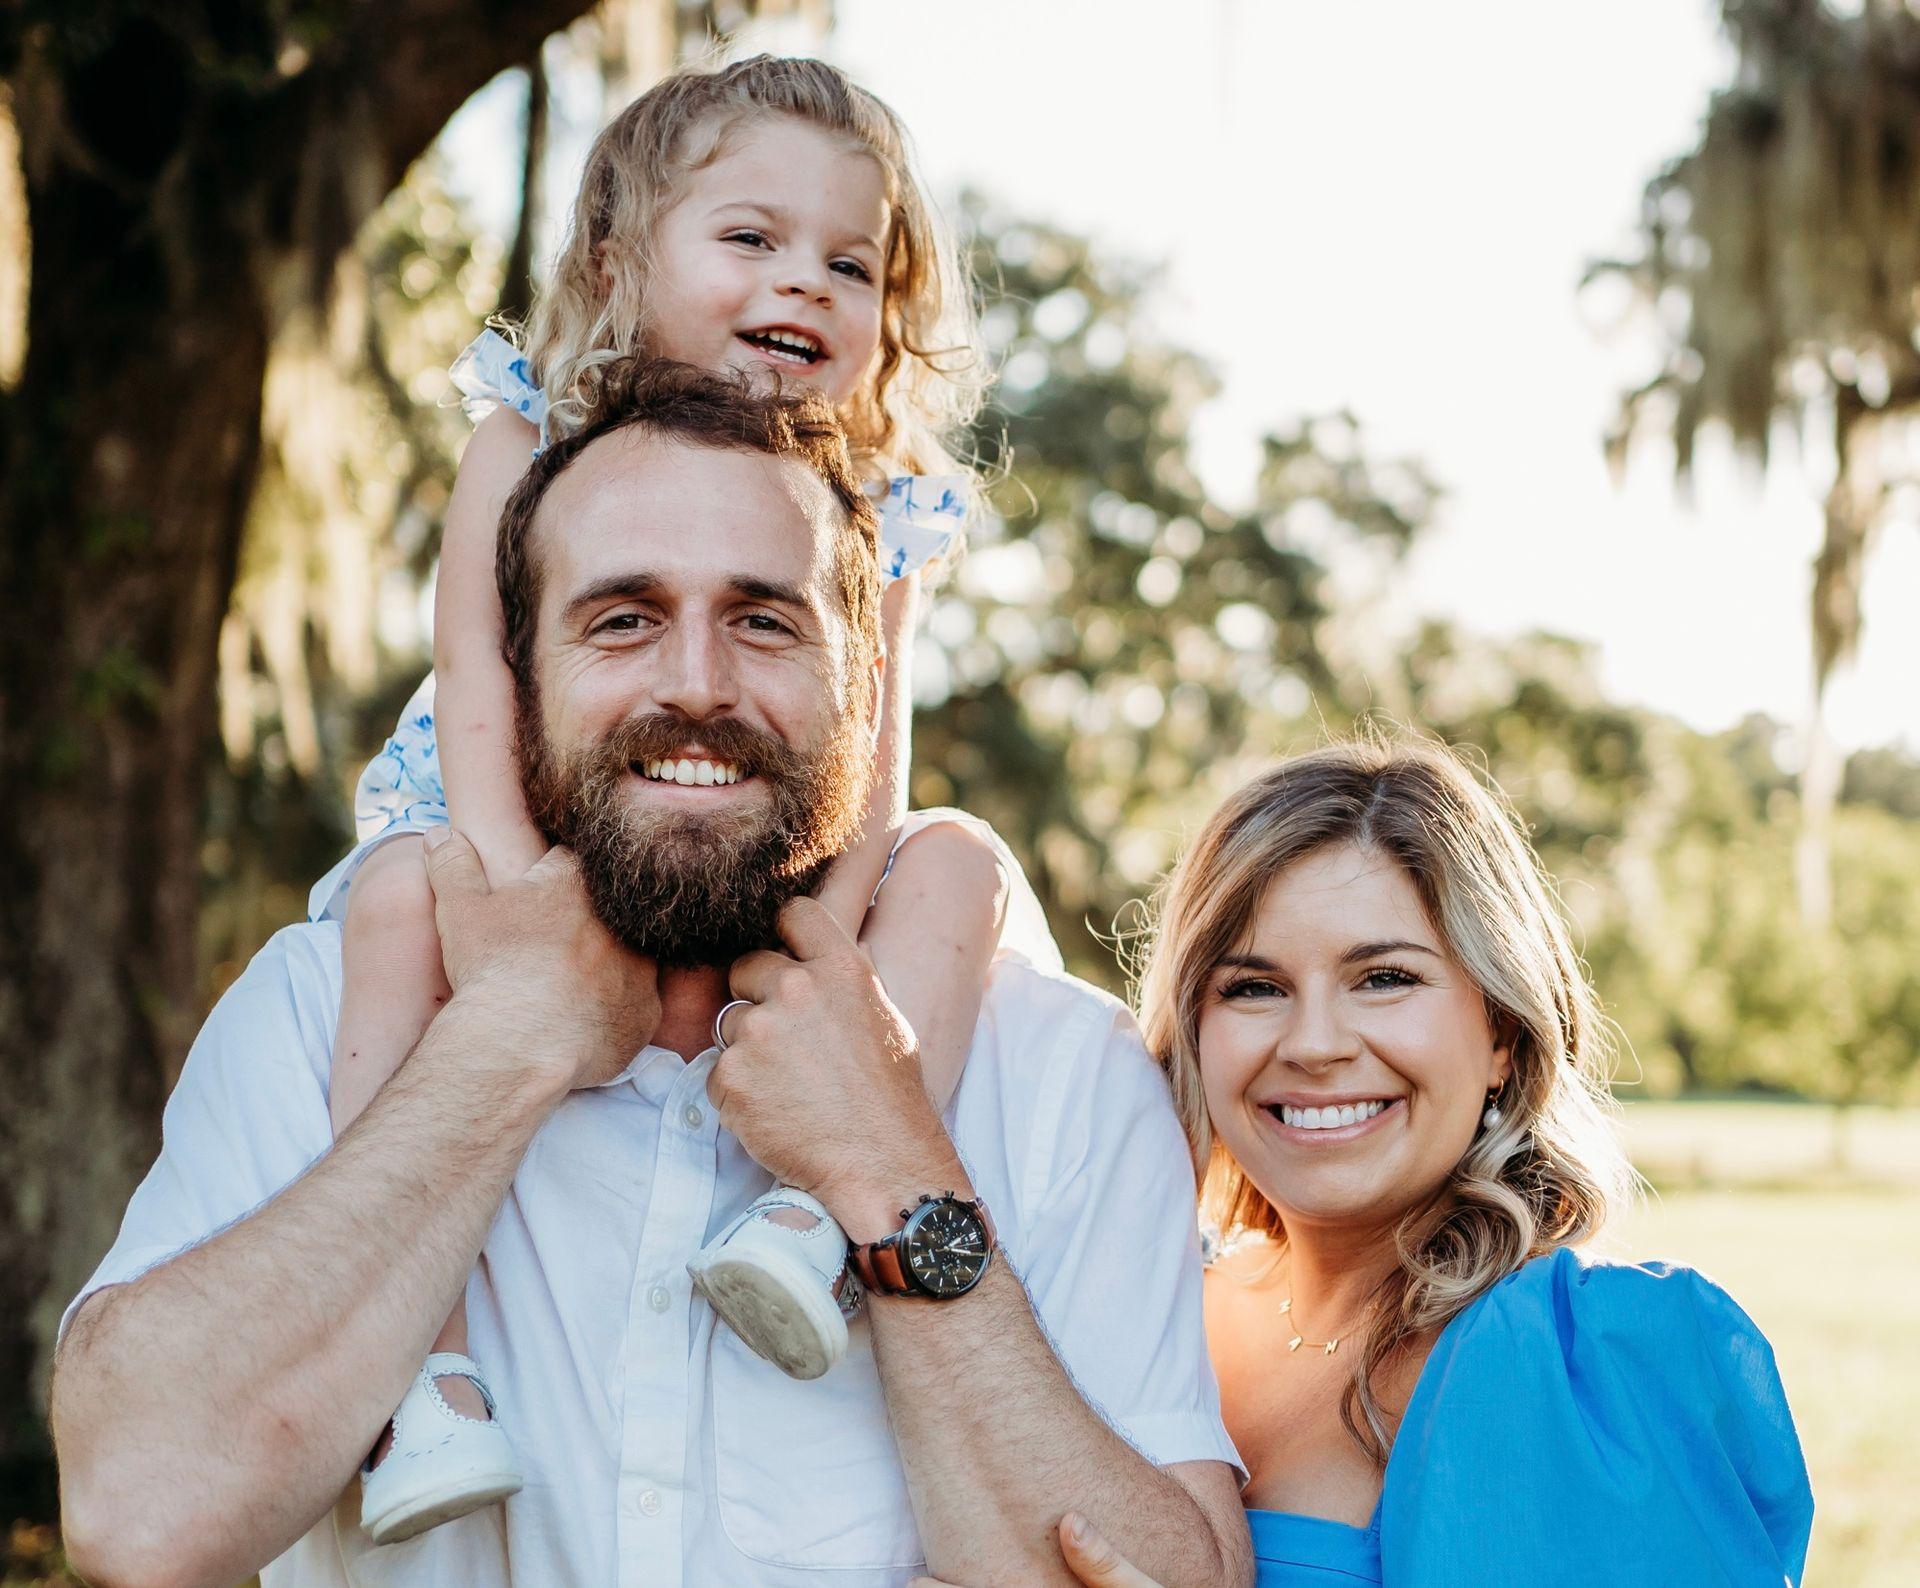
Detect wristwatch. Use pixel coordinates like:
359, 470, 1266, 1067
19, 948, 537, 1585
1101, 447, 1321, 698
848, 1192, 997, 1299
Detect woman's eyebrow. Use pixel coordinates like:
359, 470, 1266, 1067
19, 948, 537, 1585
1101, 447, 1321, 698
1341, 939, 1442, 964
1214, 953, 1277, 972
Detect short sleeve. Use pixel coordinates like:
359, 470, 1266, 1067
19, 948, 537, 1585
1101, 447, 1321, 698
308, 672, 447, 924
448, 329, 549, 438
1383, 1247, 1814, 1586
876, 474, 968, 583
1000, 979, 1242, 1476
60, 925, 340, 1339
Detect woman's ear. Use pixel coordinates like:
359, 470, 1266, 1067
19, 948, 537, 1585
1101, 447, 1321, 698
1489, 1013, 1520, 1091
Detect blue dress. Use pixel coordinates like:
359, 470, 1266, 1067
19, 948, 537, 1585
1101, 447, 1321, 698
309, 331, 972, 924
1249, 1248, 1813, 1586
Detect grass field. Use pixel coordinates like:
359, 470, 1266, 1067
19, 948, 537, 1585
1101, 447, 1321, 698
1612, 1099, 1920, 1586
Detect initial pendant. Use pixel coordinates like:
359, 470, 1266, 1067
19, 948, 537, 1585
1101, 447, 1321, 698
1324, 1339, 1339, 1355
1288, 1335, 1303, 1352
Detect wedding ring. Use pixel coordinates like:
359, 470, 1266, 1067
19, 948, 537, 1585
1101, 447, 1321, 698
712, 997, 754, 1053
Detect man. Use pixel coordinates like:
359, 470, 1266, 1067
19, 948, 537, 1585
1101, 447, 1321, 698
51, 361, 1250, 1588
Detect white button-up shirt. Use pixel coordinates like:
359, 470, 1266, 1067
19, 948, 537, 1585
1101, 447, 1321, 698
70, 922, 1238, 1586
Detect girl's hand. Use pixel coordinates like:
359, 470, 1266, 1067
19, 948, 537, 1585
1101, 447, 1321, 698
909, 1512, 1167, 1588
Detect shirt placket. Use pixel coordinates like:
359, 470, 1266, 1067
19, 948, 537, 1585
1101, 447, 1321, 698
613, 1051, 719, 1588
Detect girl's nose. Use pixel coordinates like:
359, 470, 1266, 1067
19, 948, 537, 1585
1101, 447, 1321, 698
778, 262, 833, 306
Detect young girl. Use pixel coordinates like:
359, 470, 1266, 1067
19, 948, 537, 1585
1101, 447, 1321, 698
308, 56, 1061, 1546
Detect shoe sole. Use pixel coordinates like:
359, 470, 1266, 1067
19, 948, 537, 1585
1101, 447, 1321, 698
689, 1246, 848, 1380
364, 1467, 524, 1545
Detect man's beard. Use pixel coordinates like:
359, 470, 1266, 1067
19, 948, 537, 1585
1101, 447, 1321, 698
516, 700, 871, 968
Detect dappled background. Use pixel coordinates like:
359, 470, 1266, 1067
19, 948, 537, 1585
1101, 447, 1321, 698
2, 1, 1916, 1582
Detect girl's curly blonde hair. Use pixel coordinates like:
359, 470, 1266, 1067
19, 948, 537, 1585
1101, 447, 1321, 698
1136, 736, 1636, 1464
523, 54, 984, 479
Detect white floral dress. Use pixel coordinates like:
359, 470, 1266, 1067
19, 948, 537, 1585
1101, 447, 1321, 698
308, 334, 1057, 970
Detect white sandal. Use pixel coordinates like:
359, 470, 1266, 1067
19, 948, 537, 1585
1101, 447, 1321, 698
687, 1187, 859, 1380
360, 1352, 523, 1545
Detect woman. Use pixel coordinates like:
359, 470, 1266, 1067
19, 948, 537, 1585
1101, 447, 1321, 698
923, 738, 1813, 1587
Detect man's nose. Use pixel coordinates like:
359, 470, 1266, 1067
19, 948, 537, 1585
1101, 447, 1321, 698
648, 619, 740, 719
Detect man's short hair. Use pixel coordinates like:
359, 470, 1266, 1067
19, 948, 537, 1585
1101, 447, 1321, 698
495, 357, 883, 691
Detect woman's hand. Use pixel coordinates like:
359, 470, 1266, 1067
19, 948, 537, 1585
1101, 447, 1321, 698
910, 1513, 1167, 1588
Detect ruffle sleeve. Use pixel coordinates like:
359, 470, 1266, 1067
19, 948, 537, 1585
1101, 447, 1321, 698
878, 473, 968, 583
1382, 1247, 1813, 1586
448, 328, 549, 438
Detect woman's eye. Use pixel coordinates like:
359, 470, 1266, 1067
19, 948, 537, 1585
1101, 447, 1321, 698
1358, 966, 1419, 991
1220, 977, 1282, 1001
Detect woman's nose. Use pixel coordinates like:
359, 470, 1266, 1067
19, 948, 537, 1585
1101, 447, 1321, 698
1280, 989, 1360, 1070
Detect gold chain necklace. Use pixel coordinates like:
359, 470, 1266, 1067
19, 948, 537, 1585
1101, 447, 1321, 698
1278, 1293, 1356, 1356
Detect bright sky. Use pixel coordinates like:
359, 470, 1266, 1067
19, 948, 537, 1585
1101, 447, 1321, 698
450, 0, 1920, 752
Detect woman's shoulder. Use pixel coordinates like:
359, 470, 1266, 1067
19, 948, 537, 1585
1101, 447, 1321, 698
1382, 1246, 1813, 1584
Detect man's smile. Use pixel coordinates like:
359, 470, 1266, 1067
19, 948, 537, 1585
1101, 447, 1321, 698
635, 755, 748, 787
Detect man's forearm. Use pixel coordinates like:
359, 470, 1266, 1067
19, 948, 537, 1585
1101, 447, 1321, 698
869, 1261, 1238, 1588
53, 1000, 564, 1586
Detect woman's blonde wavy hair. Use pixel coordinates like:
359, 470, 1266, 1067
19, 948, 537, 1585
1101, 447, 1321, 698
1136, 736, 1636, 1464
522, 54, 985, 478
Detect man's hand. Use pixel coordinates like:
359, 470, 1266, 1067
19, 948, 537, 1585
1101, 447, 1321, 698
709, 897, 960, 1233
424, 828, 660, 1091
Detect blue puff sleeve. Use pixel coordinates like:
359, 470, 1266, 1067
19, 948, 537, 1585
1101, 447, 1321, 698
878, 473, 968, 582
448, 328, 549, 441
1381, 1247, 1813, 1586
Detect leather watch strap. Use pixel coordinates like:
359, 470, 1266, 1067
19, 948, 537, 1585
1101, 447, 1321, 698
848, 1195, 996, 1298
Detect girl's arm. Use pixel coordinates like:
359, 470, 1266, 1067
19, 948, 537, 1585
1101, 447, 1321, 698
434, 407, 549, 885
815, 572, 1007, 1107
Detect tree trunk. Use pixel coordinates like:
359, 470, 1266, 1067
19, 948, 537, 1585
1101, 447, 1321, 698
499, 52, 551, 323
0, 0, 600, 1509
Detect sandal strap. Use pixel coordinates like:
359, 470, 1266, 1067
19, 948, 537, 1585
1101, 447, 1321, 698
422, 1352, 498, 1420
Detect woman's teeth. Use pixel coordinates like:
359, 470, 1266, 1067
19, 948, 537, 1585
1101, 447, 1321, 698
1279, 1100, 1390, 1130
640, 758, 743, 786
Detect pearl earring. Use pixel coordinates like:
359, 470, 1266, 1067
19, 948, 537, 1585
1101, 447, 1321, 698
1482, 1092, 1502, 1129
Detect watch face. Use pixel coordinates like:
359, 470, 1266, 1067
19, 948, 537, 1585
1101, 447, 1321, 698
902, 1198, 991, 1297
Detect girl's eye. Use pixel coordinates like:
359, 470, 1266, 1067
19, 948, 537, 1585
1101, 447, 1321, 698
723, 228, 771, 249
831, 258, 874, 283
1358, 966, 1420, 992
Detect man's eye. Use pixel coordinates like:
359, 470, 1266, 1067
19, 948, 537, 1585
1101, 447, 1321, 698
596, 612, 645, 634
741, 612, 792, 636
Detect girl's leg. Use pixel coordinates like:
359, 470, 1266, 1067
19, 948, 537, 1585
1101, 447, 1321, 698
333, 839, 487, 1431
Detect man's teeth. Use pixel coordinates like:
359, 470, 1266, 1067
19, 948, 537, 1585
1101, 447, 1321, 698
1279, 1100, 1391, 1130
639, 758, 743, 786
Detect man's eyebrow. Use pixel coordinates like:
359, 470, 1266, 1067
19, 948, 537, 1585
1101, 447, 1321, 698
558, 572, 823, 628
560, 573, 661, 627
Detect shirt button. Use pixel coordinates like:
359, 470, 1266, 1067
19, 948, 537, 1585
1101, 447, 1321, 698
648, 1283, 671, 1313
638, 1489, 662, 1517
683, 1103, 704, 1130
